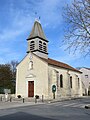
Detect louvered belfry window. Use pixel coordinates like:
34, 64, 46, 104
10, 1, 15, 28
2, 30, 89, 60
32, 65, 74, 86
39, 41, 42, 50
43, 42, 47, 52
30, 41, 35, 51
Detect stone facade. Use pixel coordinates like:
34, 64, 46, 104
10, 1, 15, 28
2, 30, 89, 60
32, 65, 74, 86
48, 65, 82, 99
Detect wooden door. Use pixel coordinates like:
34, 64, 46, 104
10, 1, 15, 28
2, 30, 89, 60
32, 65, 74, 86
28, 81, 34, 97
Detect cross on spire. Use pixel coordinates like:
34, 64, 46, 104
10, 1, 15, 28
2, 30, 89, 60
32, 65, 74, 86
35, 12, 41, 22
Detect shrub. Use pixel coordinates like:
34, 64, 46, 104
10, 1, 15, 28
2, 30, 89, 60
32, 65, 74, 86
17, 95, 21, 98
35, 95, 39, 99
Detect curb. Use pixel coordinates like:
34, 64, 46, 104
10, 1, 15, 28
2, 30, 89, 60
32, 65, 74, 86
47, 97, 83, 103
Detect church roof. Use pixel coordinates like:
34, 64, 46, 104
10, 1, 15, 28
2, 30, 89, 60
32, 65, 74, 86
17, 52, 81, 73
41, 57, 82, 73
27, 20, 48, 42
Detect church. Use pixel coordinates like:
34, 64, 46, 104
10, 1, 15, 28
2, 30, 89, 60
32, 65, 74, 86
16, 20, 82, 100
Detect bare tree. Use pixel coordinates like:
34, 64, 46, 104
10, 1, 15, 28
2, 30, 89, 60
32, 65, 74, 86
10, 60, 18, 93
10, 60, 18, 78
63, 0, 90, 56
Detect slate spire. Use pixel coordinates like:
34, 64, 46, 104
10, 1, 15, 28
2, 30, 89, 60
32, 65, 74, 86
27, 20, 48, 42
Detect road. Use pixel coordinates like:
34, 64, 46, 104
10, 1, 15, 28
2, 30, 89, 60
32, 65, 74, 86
0, 97, 90, 120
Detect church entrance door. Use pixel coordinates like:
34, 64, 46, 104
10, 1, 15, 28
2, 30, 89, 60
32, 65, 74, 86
28, 81, 34, 97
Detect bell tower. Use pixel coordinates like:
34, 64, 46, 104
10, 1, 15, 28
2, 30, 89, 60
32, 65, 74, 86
27, 20, 48, 59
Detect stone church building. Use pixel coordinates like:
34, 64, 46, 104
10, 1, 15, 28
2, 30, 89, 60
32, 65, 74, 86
16, 20, 82, 99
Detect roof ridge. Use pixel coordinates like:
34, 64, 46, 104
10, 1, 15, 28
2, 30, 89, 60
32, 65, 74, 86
84, 67, 90, 70
40, 57, 81, 73
48, 58, 71, 66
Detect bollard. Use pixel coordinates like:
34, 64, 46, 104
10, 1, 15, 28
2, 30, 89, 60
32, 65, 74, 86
1, 96, 2, 101
35, 97, 37, 103
53, 92, 55, 99
42, 95, 44, 102
10, 97, 12, 102
5, 93, 8, 102
23, 98, 25, 103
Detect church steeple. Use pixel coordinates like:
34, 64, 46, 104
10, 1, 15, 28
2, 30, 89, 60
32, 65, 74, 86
27, 20, 48, 59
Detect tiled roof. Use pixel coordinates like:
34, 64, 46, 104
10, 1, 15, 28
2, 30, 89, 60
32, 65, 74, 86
27, 20, 48, 41
41, 57, 82, 73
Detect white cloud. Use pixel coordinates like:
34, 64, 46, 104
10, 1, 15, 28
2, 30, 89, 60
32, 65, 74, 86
0, 53, 21, 64
39, 0, 73, 25
0, 0, 72, 42
0, 16, 33, 42
38, 0, 63, 27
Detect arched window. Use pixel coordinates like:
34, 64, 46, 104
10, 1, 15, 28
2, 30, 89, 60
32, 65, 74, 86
78, 78, 80, 88
30, 41, 35, 51
60, 74, 63, 88
39, 41, 42, 50
70, 76, 72, 88
43, 42, 47, 52
28, 61, 33, 70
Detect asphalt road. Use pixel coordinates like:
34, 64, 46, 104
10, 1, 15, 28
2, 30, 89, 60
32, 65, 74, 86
0, 97, 90, 120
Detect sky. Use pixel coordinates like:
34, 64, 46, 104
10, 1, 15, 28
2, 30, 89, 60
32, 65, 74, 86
0, 0, 90, 68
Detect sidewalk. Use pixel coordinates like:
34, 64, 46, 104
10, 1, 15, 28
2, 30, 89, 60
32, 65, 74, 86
0, 96, 90, 110
0, 101, 44, 110
0, 97, 72, 110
